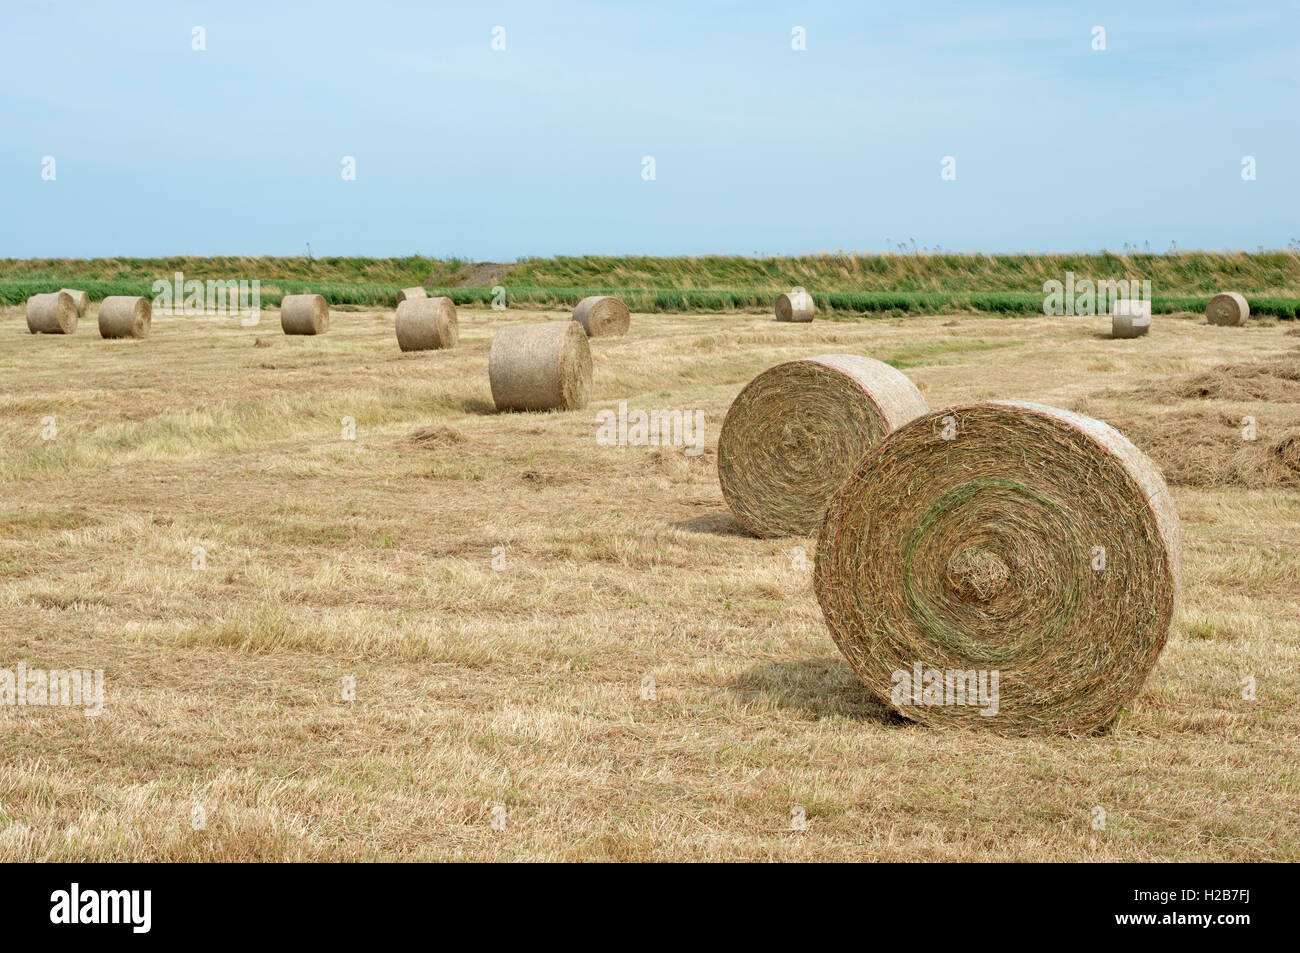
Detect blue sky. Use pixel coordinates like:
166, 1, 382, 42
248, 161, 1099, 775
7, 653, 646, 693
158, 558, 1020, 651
2, 1, 1296, 258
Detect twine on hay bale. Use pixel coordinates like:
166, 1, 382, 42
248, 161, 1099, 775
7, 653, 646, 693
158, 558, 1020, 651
814, 401, 1182, 734
775, 288, 815, 322
98, 296, 152, 339
572, 295, 630, 337
717, 354, 929, 537
397, 287, 427, 304
1206, 292, 1249, 327
395, 296, 458, 351
489, 321, 592, 412
25, 291, 78, 334
1111, 299, 1150, 339
280, 294, 329, 335
59, 289, 89, 317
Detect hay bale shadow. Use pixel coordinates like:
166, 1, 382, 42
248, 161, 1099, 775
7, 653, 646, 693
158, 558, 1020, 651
670, 512, 753, 537
730, 658, 901, 725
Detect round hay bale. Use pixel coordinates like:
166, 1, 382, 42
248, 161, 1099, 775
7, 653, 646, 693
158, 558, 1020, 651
1111, 299, 1150, 339
280, 294, 329, 335
489, 321, 592, 412
717, 355, 929, 537
572, 295, 630, 337
775, 288, 815, 322
397, 286, 427, 304
1206, 291, 1249, 326
59, 288, 89, 317
815, 401, 1182, 734
396, 296, 458, 351
98, 296, 152, 339
25, 292, 78, 334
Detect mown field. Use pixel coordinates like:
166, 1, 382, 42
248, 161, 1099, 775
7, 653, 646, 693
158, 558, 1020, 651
0, 300, 1296, 861
4, 252, 1300, 317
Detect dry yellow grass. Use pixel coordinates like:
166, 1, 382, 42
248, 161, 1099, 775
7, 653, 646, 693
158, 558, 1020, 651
0, 305, 1297, 861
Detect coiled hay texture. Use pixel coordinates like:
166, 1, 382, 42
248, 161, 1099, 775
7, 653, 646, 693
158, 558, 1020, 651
60, 288, 89, 317
281, 294, 329, 335
26, 291, 78, 334
396, 296, 458, 351
98, 296, 152, 339
717, 355, 929, 537
1111, 299, 1150, 339
1206, 292, 1249, 327
397, 287, 427, 304
815, 401, 1181, 734
489, 321, 592, 412
775, 288, 815, 322
572, 295, 630, 337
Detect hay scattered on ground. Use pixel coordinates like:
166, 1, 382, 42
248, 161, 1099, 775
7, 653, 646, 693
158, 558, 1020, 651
489, 321, 593, 412
717, 355, 928, 537
98, 296, 152, 339
1124, 350, 1300, 404
572, 296, 630, 337
815, 401, 1181, 734
395, 296, 458, 351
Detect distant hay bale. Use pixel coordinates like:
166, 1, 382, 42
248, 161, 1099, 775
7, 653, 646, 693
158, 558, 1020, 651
396, 296, 458, 351
775, 288, 815, 322
815, 401, 1182, 734
572, 295, 630, 337
280, 294, 329, 335
397, 287, 427, 304
25, 292, 78, 334
489, 321, 592, 412
59, 289, 89, 317
1111, 299, 1151, 339
1206, 291, 1249, 326
98, 296, 152, 339
717, 355, 929, 537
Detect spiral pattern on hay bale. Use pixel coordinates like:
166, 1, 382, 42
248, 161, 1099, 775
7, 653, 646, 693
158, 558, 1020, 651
489, 321, 593, 412
572, 296, 630, 337
1206, 292, 1249, 327
98, 296, 152, 339
717, 355, 929, 537
280, 294, 329, 335
775, 289, 815, 322
1111, 299, 1150, 339
397, 287, 427, 304
59, 289, 89, 317
26, 292, 78, 334
815, 401, 1181, 734
396, 296, 458, 351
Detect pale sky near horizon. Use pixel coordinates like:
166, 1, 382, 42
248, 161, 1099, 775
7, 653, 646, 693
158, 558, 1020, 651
2, 1, 1297, 260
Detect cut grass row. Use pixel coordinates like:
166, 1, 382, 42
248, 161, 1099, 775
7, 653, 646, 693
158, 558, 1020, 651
4, 279, 1300, 318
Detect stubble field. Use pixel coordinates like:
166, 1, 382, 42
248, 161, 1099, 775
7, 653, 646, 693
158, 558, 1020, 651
1, 303, 1297, 860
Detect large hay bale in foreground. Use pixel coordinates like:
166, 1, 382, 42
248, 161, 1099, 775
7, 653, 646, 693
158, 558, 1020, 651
397, 287, 427, 304
717, 355, 928, 537
396, 296, 458, 351
98, 296, 152, 339
775, 289, 815, 322
572, 296, 630, 337
1111, 299, 1151, 339
1206, 292, 1249, 326
280, 294, 329, 335
25, 292, 78, 334
59, 289, 89, 317
489, 321, 592, 412
815, 401, 1181, 734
